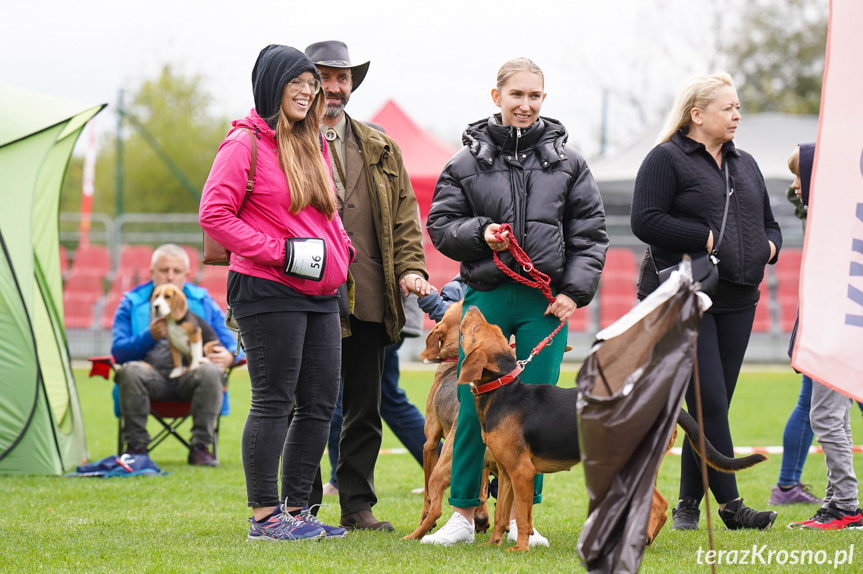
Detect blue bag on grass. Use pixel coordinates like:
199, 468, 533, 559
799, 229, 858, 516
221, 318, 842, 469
66, 453, 167, 478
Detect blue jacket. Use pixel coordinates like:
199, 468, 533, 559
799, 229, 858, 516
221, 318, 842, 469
111, 281, 243, 365
417, 274, 466, 322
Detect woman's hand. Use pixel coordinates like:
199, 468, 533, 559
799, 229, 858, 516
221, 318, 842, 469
484, 223, 510, 252
545, 293, 577, 321
400, 273, 434, 297
706, 229, 714, 252
768, 240, 776, 261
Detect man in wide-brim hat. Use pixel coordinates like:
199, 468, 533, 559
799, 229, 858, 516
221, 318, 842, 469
305, 40, 369, 90
303, 39, 432, 532
305, 40, 369, 121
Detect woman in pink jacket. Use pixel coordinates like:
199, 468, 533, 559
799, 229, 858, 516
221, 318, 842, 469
200, 44, 354, 541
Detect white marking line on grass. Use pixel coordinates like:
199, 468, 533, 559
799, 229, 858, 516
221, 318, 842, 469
364, 446, 863, 456
668, 445, 863, 456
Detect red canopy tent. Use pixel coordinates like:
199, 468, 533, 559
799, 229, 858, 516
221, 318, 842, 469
369, 100, 460, 307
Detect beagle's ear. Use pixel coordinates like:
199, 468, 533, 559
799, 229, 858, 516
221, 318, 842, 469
169, 286, 188, 321
458, 348, 487, 386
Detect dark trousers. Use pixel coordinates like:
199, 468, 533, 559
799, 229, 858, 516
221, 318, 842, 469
116, 361, 224, 447
325, 338, 426, 487
336, 316, 387, 515
679, 307, 756, 504
237, 310, 340, 509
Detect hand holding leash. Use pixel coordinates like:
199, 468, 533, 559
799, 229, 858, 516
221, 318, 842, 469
545, 293, 576, 321
485, 223, 510, 251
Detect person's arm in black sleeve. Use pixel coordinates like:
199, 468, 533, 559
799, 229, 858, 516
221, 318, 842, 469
427, 154, 493, 262
630, 146, 711, 252
558, 162, 608, 307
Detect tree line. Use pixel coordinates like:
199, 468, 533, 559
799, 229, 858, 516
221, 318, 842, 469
60, 0, 827, 216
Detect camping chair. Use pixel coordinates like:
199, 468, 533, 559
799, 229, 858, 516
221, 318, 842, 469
88, 356, 243, 461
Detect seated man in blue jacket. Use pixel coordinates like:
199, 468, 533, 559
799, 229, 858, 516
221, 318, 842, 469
111, 243, 242, 466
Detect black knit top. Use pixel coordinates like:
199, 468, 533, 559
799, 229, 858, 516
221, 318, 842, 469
630, 131, 782, 313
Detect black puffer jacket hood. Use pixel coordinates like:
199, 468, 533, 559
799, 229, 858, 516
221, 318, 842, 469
427, 115, 608, 306
252, 44, 321, 129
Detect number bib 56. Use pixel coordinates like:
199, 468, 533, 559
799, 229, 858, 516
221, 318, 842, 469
284, 237, 326, 281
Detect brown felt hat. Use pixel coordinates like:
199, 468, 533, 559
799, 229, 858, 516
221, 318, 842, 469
304, 41, 370, 92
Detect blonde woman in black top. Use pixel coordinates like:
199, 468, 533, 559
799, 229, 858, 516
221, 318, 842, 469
631, 72, 782, 531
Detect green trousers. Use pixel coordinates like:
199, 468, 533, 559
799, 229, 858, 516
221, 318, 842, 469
448, 282, 567, 508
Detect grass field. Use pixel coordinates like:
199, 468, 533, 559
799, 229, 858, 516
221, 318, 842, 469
2, 366, 863, 573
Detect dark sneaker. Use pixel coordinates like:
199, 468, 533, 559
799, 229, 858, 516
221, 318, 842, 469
340, 510, 395, 532
801, 503, 863, 530
719, 498, 777, 530
188, 444, 218, 467
769, 483, 823, 505
124, 442, 148, 456
672, 498, 700, 530
297, 506, 348, 539
248, 507, 325, 541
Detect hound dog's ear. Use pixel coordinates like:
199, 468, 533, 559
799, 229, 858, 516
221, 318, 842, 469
457, 347, 488, 386
420, 322, 445, 361
151, 284, 164, 301
168, 285, 189, 321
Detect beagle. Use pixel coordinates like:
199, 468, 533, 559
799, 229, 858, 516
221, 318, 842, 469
151, 283, 217, 378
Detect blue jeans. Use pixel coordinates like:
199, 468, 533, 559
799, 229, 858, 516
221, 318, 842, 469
237, 310, 341, 508
326, 338, 426, 487
777, 374, 815, 487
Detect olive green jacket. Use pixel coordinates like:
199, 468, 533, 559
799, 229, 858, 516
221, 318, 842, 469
341, 114, 427, 344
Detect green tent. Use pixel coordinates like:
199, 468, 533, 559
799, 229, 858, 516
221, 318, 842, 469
0, 84, 105, 474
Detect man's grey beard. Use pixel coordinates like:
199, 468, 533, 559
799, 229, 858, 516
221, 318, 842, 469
325, 104, 345, 118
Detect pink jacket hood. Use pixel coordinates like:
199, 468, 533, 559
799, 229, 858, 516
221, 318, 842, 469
199, 109, 354, 296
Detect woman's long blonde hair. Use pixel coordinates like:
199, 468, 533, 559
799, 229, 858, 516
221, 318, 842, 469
656, 72, 735, 145
275, 88, 335, 217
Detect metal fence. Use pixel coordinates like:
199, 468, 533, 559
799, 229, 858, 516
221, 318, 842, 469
60, 212, 804, 364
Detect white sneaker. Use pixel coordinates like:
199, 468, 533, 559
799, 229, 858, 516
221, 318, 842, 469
507, 519, 549, 547
420, 512, 475, 546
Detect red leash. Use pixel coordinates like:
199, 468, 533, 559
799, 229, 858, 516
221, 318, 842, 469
469, 224, 566, 395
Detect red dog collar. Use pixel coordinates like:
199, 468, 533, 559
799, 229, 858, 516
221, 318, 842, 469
469, 364, 524, 396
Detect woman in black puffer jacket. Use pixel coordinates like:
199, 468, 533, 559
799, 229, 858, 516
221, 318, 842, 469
423, 57, 608, 547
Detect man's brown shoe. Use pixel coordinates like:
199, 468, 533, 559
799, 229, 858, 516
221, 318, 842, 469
340, 510, 394, 531
188, 444, 218, 467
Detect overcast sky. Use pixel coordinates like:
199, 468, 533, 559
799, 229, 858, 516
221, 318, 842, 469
2, 0, 739, 158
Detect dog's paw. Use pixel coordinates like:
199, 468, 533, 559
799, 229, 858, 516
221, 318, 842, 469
189, 358, 210, 371
169, 367, 187, 378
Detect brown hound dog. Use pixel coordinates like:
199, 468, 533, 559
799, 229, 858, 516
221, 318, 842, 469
404, 301, 495, 540
457, 305, 766, 551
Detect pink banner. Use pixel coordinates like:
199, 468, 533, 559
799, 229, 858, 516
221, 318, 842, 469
792, 0, 863, 402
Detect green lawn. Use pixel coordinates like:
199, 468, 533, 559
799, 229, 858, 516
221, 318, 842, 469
2, 366, 862, 573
